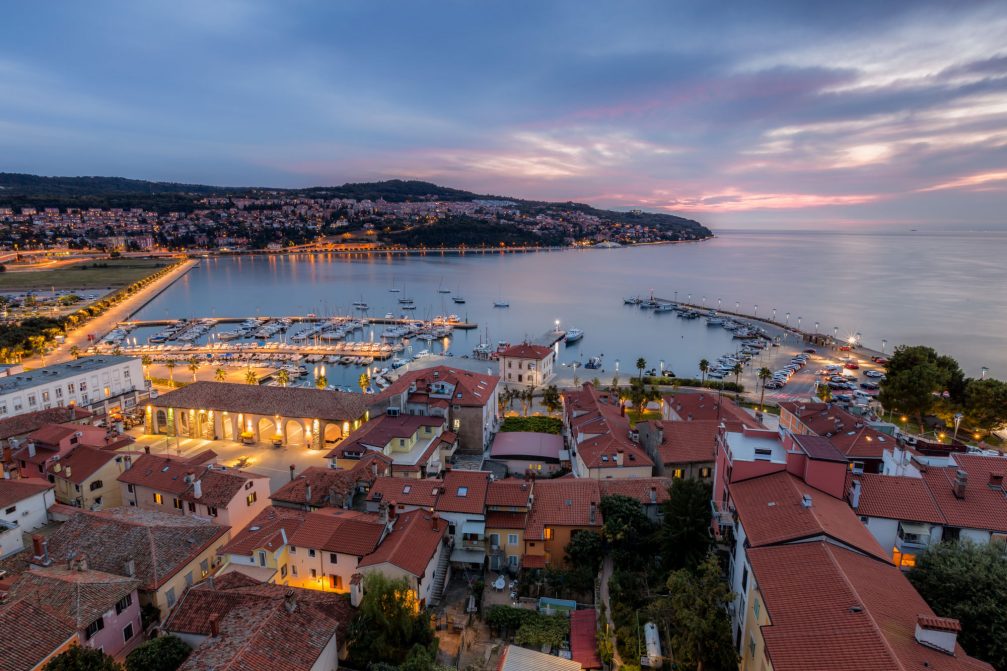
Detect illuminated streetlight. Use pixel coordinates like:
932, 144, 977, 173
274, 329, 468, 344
881, 339, 887, 354
833, 326, 838, 340
981, 366, 988, 380
953, 413, 963, 442
735, 301, 740, 312
772, 308, 776, 321
659, 360, 665, 374
785, 312, 790, 326
753, 304, 758, 318
718, 298, 722, 310
797, 316, 802, 330
815, 321, 819, 333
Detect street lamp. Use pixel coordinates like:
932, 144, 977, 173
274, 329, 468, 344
981, 366, 988, 380
702, 296, 707, 307
735, 301, 740, 312
815, 321, 819, 333
882, 339, 887, 354
785, 312, 790, 326
659, 360, 665, 374
797, 316, 802, 330
754, 304, 758, 318
953, 413, 963, 442
772, 308, 776, 321
554, 319, 560, 333
718, 298, 722, 310
833, 326, 838, 341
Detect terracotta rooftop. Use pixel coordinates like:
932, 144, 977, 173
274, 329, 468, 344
828, 426, 893, 460
730, 471, 888, 561
792, 434, 848, 463
324, 412, 444, 459
9, 563, 139, 630
748, 542, 992, 671
37, 507, 228, 590
649, 419, 728, 465
570, 609, 603, 669
0, 406, 92, 440
0, 599, 77, 671
367, 476, 443, 509
664, 392, 756, 424
117, 451, 218, 494
779, 401, 863, 437
150, 381, 368, 421
167, 579, 352, 671
599, 477, 673, 504
219, 506, 307, 557
435, 470, 491, 514
288, 509, 385, 557
359, 509, 447, 577
920, 454, 1007, 533
525, 479, 602, 540
563, 384, 652, 470
0, 478, 53, 508
851, 473, 945, 524
376, 365, 500, 408
484, 511, 527, 529
49, 445, 132, 485
271, 458, 388, 509
498, 343, 553, 360
486, 478, 533, 508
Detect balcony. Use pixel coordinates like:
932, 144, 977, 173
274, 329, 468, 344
896, 522, 931, 552
460, 535, 486, 552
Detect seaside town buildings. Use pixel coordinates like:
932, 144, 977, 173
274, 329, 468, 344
498, 343, 556, 387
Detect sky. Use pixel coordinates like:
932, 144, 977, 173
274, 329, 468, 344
2, 1, 1007, 229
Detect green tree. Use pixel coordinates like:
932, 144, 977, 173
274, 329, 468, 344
757, 367, 772, 410
600, 494, 654, 555
214, 367, 226, 382
69, 344, 80, 359
141, 354, 152, 378
964, 377, 1007, 438
346, 573, 436, 668
245, 368, 258, 385
636, 357, 647, 384
698, 358, 709, 384
165, 360, 176, 385
908, 541, 1007, 670
358, 371, 370, 393
564, 529, 604, 575
541, 384, 562, 414
732, 362, 743, 388
661, 479, 713, 571
817, 382, 832, 402
276, 368, 289, 387
649, 554, 738, 671
125, 635, 192, 671
884, 345, 965, 401
879, 361, 944, 432
43, 646, 122, 671
187, 356, 200, 382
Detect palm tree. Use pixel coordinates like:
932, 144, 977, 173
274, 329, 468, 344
316, 374, 328, 390
69, 345, 80, 360
699, 359, 710, 384
187, 356, 200, 382
277, 369, 290, 387
358, 372, 370, 393
141, 354, 152, 379
215, 368, 227, 382
245, 368, 258, 385
732, 362, 744, 388
636, 357, 647, 384
165, 360, 176, 385
758, 367, 772, 410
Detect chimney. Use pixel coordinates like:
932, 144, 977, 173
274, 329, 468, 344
388, 500, 397, 522
193, 478, 202, 499
64, 466, 72, 479
801, 494, 813, 508
953, 470, 968, 499
27, 441, 36, 459
589, 501, 597, 525
124, 455, 132, 470
289, 464, 296, 481
915, 615, 960, 654
371, 461, 378, 477
184, 470, 194, 484
305, 483, 312, 503
687, 413, 693, 421
75, 553, 88, 572
431, 512, 440, 531
850, 480, 862, 510
124, 559, 136, 577
988, 472, 1004, 490
614, 449, 624, 466
649, 486, 657, 504
208, 613, 220, 637
379, 500, 389, 525
32, 535, 44, 560
284, 589, 297, 613
144, 445, 150, 454
31, 536, 52, 566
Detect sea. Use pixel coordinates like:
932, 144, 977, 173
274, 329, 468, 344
131, 230, 1006, 388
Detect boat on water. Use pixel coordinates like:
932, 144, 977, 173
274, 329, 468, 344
585, 355, 603, 369
565, 328, 584, 344
624, 297, 642, 305
402, 304, 417, 310
398, 297, 414, 304
493, 301, 510, 308
654, 303, 675, 313
453, 296, 466, 304
437, 279, 451, 294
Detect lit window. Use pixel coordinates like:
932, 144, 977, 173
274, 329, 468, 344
173, 498, 183, 510
673, 469, 684, 479
544, 528, 554, 540
154, 493, 163, 505
246, 492, 257, 506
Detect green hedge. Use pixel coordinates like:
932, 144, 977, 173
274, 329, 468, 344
500, 416, 563, 434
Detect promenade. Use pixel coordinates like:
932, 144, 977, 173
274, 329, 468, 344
23, 259, 197, 369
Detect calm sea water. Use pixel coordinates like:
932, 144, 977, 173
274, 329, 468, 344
133, 230, 1006, 385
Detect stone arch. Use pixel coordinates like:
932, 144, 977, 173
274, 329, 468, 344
221, 414, 235, 441
285, 419, 306, 447
178, 410, 189, 433
257, 417, 276, 442
323, 422, 342, 446
155, 410, 168, 435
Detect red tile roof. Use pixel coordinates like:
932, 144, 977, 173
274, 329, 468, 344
792, 434, 848, 463
151, 381, 368, 421
359, 509, 447, 577
485, 511, 527, 529
271, 458, 389, 509
377, 365, 500, 408
27, 424, 79, 446
436, 470, 490, 514
651, 419, 726, 465
599, 477, 673, 504
8, 565, 139, 630
368, 476, 443, 509
324, 413, 444, 459
0, 406, 93, 440
0, 478, 53, 508
852, 473, 945, 524
522, 554, 546, 569
50, 445, 131, 485
730, 471, 888, 561
779, 401, 862, 437
219, 506, 307, 557
828, 426, 892, 460
570, 609, 603, 669
921, 455, 1007, 533
499, 343, 552, 360
525, 479, 602, 540
563, 384, 652, 470
118, 452, 264, 508
288, 509, 385, 557
664, 392, 755, 424
0, 599, 77, 671
166, 580, 352, 671
486, 479, 533, 508
748, 542, 993, 671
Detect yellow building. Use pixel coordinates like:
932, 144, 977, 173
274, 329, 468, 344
217, 506, 307, 585
48, 446, 137, 510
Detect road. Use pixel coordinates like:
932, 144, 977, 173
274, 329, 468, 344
22, 259, 197, 369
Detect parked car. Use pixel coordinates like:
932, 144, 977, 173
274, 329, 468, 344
804, 348, 817, 354
844, 361, 860, 370
864, 370, 884, 378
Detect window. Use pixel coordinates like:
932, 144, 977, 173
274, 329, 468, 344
673, 468, 685, 478
543, 528, 554, 540
123, 622, 134, 643
489, 533, 500, 547
200, 559, 210, 577
188, 501, 196, 512
291, 565, 298, 576
700, 467, 711, 478
508, 555, 518, 567
402, 485, 412, 494
85, 616, 105, 640
166, 587, 176, 607
42, 391, 50, 402
508, 534, 519, 546
5, 505, 15, 515
123, 368, 130, 379
55, 387, 63, 399
453, 418, 461, 431
80, 381, 87, 391
741, 565, 749, 592
399, 438, 405, 447
207, 506, 218, 517
290, 546, 297, 554
68, 383, 75, 394
89, 480, 103, 491
154, 493, 163, 505
457, 487, 468, 497
104, 386, 111, 398
259, 551, 267, 567
280, 564, 288, 578
310, 568, 317, 578
173, 497, 183, 510
753, 598, 760, 619
246, 492, 257, 506
185, 571, 193, 587
329, 553, 338, 564
330, 575, 343, 590
749, 634, 756, 658
28, 395, 37, 407
308, 549, 316, 558
127, 484, 134, 493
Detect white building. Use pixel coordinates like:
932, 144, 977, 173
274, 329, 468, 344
0, 356, 147, 420
0, 479, 56, 557
498, 343, 555, 387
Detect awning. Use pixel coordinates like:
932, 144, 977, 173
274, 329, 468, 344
900, 522, 931, 536
450, 548, 485, 565
218, 563, 277, 583
461, 520, 486, 536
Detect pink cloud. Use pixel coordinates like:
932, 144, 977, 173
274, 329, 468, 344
917, 170, 1007, 193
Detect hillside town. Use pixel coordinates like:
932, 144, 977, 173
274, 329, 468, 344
0, 349, 1003, 671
